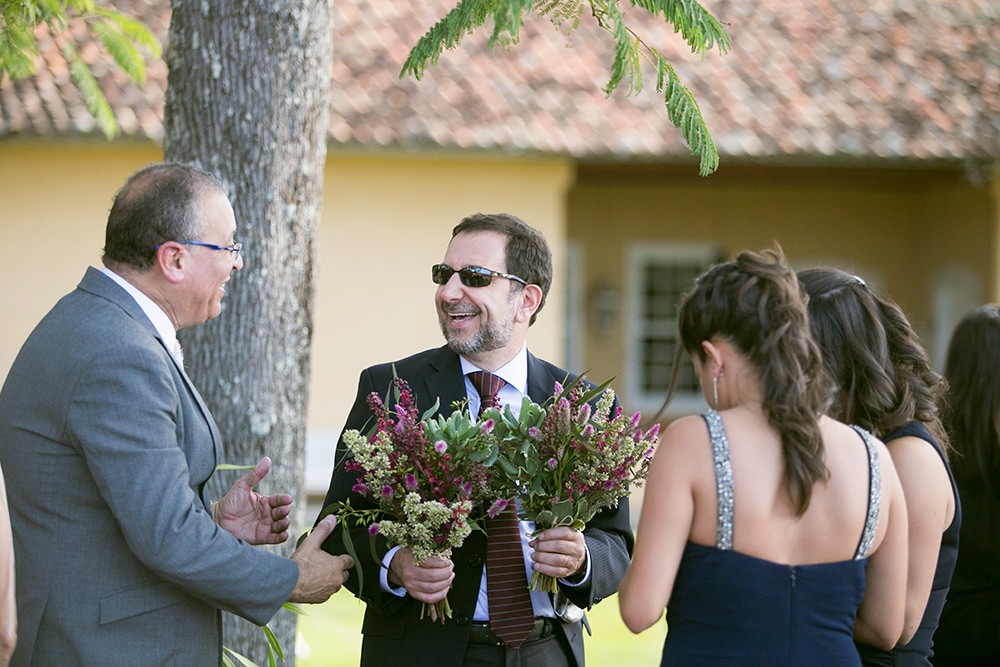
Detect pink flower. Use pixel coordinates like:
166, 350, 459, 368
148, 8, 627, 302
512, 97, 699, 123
352, 482, 368, 494
630, 412, 642, 430
435, 440, 447, 454
528, 427, 540, 438
582, 424, 595, 438
381, 485, 394, 499
405, 474, 418, 490
547, 457, 558, 470
553, 381, 564, 395
368, 523, 380, 536
576, 403, 591, 425
479, 418, 495, 434
645, 423, 661, 440
487, 498, 509, 518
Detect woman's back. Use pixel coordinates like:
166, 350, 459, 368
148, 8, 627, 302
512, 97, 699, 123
660, 409, 888, 665
686, 408, 881, 565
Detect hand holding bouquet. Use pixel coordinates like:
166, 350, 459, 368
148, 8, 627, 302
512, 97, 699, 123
485, 377, 659, 593
326, 379, 498, 622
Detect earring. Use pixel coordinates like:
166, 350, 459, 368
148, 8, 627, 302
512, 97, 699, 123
712, 375, 719, 409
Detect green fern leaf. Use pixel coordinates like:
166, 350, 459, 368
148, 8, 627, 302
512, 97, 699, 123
654, 56, 718, 175
0, 19, 39, 79
93, 8, 163, 58
631, 0, 731, 56
93, 21, 145, 83
63, 42, 120, 139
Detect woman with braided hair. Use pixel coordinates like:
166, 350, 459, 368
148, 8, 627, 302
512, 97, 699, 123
619, 248, 908, 665
799, 268, 959, 666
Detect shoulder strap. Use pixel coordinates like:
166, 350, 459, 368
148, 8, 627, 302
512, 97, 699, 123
701, 410, 734, 550
850, 425, 882, 559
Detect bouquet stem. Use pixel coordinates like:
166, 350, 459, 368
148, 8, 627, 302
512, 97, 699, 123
421, 596, 453, 624
529, 571, 559, 594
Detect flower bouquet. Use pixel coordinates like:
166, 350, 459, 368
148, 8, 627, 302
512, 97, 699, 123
485, 376, 659, 593
325, 378, 499, 622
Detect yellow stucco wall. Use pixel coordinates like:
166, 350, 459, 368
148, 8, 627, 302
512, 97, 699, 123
568, 165, 997, 413
0, 144, 162, 379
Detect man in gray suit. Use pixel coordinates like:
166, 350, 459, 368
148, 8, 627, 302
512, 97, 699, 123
0, 163, 353, 665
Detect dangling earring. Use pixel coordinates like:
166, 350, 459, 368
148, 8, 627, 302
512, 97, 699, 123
712, 375, 719, 409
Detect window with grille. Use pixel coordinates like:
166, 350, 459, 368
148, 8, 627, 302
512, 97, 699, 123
625, 244, 720, 413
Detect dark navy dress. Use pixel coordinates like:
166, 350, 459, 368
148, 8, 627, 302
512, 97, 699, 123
856, 421, 961, 666
660, 411, 882, 666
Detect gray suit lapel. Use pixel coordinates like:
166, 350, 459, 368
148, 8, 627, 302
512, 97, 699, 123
79, 267, 222, 466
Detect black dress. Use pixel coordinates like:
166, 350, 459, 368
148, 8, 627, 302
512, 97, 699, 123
932, 461, 1000, 665
855, 421, 961, 666
660, 411, 882, 666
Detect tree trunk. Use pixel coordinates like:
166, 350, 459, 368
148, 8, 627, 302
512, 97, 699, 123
163, 0, 333, 663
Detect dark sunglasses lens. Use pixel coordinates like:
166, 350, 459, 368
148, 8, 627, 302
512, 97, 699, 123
459, 268, 492, 288
431, 265, 453, 285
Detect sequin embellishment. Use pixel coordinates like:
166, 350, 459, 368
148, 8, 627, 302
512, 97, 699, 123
851, 425, 882, 560
702, 410, 735, 550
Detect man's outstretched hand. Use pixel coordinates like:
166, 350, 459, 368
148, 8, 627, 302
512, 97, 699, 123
214, 456, 293, 545
288, 515, 355, 603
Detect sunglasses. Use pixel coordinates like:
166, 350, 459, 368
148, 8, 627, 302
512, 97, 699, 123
431, 263, 528, 288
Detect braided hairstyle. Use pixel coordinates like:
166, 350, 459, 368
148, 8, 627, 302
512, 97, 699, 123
944, 304, 1000, 491
673, 248, 833, 516
799, 268, 950, 458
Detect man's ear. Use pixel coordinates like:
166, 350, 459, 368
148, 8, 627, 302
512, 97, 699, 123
515, 284, 543, 324
156, 242, 186, 284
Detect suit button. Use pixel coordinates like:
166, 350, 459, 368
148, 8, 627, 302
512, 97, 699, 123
456, 615, 469, 625
470, 554, 483, 566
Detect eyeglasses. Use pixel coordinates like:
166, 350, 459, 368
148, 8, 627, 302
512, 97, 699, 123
431, 263, 528, 288
156, 240, 243, 261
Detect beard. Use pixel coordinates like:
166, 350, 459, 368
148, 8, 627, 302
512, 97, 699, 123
439, 304, 515, 357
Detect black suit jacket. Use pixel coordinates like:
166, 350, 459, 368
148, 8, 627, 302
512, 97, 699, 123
319, 346, 633, 666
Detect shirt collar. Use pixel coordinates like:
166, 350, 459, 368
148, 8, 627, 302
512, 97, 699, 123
459, 343, 528, 395
100, 266, 178, 352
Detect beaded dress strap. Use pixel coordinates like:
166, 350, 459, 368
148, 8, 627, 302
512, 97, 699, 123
702, 410, 734, 550
850, 425, 882, 560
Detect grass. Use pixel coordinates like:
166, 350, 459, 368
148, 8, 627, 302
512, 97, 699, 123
296, 591, 666, 665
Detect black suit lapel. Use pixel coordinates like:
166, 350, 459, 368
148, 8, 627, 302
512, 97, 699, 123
526, 351, 571, 405
423, 346, 468, 418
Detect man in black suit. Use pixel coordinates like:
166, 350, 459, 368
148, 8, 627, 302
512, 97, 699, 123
319, 213, 632, 666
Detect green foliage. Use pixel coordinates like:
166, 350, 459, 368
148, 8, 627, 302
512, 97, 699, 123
0, 0, 161, 139
401, 0, 731, 176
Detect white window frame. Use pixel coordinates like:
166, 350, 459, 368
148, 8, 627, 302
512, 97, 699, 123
624, 242, 720, 416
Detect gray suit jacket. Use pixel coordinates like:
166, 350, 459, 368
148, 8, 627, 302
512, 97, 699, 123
0, 268, 298, 665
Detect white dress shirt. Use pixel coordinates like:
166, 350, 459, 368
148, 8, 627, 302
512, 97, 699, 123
100, 267, 182, 364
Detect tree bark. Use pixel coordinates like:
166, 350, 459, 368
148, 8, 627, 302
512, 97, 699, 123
163, 0, 333, 663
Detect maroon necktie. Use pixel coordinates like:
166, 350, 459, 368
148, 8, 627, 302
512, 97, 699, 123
468, 371, 536, 647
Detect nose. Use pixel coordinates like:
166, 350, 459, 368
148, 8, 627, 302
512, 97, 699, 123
233, 252, 244, 270
437, 270, 465, 300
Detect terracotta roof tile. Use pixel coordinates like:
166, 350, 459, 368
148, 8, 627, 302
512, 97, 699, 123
1, 0, 997, 164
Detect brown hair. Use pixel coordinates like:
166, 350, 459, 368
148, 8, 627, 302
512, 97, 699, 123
944, 304, 1000, 491
665, 248, 833, 516
799, 268, 950, 458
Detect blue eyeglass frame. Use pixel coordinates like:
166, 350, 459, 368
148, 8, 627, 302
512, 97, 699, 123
155, 240, 243, 260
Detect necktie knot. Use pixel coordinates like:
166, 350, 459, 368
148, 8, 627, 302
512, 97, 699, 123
468, 371, 506, 416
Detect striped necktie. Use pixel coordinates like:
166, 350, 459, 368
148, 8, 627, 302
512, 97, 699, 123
468, 371, 536, 647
